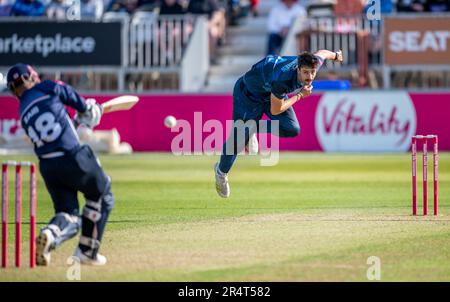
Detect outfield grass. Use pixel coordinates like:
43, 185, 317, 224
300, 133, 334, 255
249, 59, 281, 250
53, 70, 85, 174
0, 152, 449, 281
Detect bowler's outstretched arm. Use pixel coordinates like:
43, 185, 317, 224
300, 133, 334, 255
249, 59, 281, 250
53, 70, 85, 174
315, 49, 343, 62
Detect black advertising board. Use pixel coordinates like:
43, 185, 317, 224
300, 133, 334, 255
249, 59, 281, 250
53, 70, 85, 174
0, 21, 122, 66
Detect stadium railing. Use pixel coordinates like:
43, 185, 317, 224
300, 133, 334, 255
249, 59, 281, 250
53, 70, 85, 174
0, 14, 209, 92
282, 14, 378, 88
282, 15, 381, 68
282, 13, 450, 90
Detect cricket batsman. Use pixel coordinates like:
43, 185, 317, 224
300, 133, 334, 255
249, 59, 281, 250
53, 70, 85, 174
6, 63, 114, 266
215, 50, 343, 198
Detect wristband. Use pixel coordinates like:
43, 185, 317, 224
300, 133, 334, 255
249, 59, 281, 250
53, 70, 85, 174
334, 51, 339, 61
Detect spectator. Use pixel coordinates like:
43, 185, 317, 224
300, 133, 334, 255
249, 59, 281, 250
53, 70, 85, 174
80, 0, 104, 19
179, 0, 188, 9
396, 0, 426, 12
334, 0, 365, 15
46, 0, 68, 19
187, 0, 227, 62
426, 0, 450, 12
160, 0, 185, 14
250, 0, 259, 16
107, 0, 138, 13
0, 0, 13, 16
10, 0, 46, 16
267, 0, 306, 55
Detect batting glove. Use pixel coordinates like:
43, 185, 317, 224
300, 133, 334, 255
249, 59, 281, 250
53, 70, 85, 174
74, 98, 103, 129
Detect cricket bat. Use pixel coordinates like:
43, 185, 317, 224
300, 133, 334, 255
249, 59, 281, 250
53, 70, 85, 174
101, 95, 139, 114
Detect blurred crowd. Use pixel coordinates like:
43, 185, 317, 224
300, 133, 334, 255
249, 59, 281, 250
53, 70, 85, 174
0, 0, 448, 18
0, 0, 255, 22
1, 0, 447, 54
2, 0, 446, 54
266, 0, 450, 55
306, 0, 450, 15
0, 0, 254, 62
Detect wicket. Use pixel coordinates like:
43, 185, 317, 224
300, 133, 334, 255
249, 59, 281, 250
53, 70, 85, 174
1, 161, 37, 268
411, 135, 438, 216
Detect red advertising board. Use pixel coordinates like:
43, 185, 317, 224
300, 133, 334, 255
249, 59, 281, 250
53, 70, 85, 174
1, 92, 449, 152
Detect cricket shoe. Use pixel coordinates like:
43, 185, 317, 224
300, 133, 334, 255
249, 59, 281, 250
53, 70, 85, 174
35, 229, 55, 266
246, 132, 259, 155
73, 247, 107, 266
215, 163, 230, 198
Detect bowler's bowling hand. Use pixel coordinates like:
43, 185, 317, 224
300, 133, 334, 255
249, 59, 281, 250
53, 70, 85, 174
335, 50, 343, 63
300, 85, 313, 98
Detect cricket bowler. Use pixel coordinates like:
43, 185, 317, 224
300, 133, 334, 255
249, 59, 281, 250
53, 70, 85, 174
6, 63, 114, 266
215, 50, 343, 198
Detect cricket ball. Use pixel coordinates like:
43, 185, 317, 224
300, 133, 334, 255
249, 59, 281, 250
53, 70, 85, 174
164, 115, 177, 128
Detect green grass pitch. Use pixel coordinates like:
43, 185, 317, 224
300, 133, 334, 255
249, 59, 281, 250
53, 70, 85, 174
0, 152, 449, 281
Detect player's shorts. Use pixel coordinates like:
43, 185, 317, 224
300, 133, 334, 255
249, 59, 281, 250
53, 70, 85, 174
39, 145, 111, 216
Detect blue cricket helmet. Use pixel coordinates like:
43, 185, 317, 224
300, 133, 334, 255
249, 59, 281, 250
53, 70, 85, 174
6, 63, 39, 92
